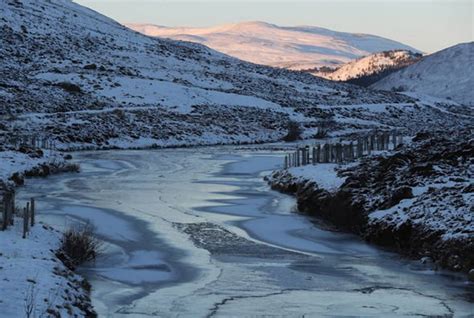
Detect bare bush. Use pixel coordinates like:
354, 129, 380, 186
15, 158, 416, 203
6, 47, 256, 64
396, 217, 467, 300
59, 223, 101, 266
314, 115, 336, 139
283, 121, 302, 142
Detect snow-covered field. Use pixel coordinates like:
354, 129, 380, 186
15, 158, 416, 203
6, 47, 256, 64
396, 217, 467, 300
0, 220, 94, 317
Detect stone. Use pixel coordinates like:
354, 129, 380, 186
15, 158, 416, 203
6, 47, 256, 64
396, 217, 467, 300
468, 269, 474, 282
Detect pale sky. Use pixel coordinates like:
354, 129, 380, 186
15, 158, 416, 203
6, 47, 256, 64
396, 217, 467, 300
74, 0, 473, 53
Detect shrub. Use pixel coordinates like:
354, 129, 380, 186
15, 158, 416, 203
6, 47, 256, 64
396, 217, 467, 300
283, 121, 302, 142
60, 223, 101, 267
56, 82, 82, 93
314, 115, 335, 139
391, 85, 406, 92
83, 63, 97, 70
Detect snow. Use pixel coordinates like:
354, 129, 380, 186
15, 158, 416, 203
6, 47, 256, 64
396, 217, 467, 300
2, 0, 469, 151
34, 72, 284, 114
317, 50, 421, 81
369, 179, 474, 241
372, 42, 474, 106
287, 164, 347, 191
0, 150, 63, 184
127, 21, 420, 71
0, 221, 89, 317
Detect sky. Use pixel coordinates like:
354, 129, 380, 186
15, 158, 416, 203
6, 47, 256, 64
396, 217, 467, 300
74, 0, 473, 53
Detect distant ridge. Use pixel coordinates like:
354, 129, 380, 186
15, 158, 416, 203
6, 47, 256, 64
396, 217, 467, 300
372, 42, 474, 106
126, 21, 420, 71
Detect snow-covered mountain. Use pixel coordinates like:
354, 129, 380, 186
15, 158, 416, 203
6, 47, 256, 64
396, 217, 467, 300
127, 21, 420, 71
0, 0, 470, 150
372, 43, 474, 106
316, 50, 422, 86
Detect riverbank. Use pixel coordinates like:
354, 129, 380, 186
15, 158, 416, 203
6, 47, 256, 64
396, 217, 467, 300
0, 146, 79, 187
0, 146, 96, 317
267, 130, 474, 277
0, 219, 96, 317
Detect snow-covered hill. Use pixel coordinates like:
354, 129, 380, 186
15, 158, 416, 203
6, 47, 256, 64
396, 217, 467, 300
127, 21, 420, 71
372, 43, 474, 106
0, 0, 471, 151
316, 50, 422, 86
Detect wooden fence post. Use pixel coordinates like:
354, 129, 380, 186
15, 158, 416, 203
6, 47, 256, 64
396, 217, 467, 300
332, 144, 337, 162
335, 143, 340, 163
1, 195, 6, 231
10, 191, 15, 225
357, 139, 363, 158
23, 206, 29, 239
5, 192, 11, 227
30, 198, 35, 227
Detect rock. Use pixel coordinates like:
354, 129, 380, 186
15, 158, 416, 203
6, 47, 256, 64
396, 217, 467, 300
384, 186, 413, 209
410, 163, 434, 176
468, 269, 474, 282
9, 172, 24, 186
83, 63, 97, 70
412, 131, 432, 142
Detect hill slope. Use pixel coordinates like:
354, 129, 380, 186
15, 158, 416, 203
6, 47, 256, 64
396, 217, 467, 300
127, 21, 420, 71
316, 50, 422, 86
372, 43, 474, 106
0, 1, 470, 151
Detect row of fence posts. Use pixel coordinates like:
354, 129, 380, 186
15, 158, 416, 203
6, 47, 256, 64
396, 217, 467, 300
284, 131, 403, 169
0, 190, 36, 239
2, 134, 55, 151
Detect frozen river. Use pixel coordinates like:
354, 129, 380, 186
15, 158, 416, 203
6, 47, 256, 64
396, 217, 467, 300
18, 147, 473, 317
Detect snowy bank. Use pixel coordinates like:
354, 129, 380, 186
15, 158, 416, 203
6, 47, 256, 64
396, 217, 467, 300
0, 220, 95, 317
0, 146, 94, 316
285, 164, 347, 191
267, 130, 474, 275
0, 148, 78, 187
